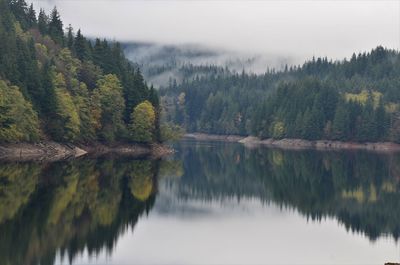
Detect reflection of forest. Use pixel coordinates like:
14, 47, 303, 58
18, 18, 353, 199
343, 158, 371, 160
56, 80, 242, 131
1, 143, 400, 265
174, 142, 400, 241
0, 158, 160, 265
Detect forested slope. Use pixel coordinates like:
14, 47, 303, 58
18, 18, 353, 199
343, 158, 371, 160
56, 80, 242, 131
0, 0, 160, 143
162, 47, 400, 143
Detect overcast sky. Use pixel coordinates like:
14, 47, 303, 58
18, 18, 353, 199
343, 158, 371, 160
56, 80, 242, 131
30, 0, 399, 62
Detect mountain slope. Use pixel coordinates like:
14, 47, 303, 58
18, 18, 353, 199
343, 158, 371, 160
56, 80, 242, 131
162, 46, 400, 143
0, 0, 160, 143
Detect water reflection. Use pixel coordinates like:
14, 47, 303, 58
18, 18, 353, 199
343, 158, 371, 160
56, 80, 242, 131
173, 141, 400, 241
0, 141, 399, 264
0, 158, 159, 265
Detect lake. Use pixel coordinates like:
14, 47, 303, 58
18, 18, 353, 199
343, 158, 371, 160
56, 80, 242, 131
1, 140, 399, 265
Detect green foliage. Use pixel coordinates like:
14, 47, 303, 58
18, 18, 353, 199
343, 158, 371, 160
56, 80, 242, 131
270, 121, 285, 139
163, 47, 400, 143
345, 90, 382, 107
160, 123, 185, 142
0, 80, 40, 142
94, 74, 126, 142
332, 100, 350, 140
130, 100, 156, 143
0, 0, 161, 143
50, 73, 80, 141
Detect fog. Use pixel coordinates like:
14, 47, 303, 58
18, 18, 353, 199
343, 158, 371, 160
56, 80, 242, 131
31, 0, 399, 64
123, 41, 294, 70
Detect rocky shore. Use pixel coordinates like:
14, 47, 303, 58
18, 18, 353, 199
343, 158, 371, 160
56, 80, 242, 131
184, 133, 245, 142
0, 141, 174, 162
185, 133, 400, 152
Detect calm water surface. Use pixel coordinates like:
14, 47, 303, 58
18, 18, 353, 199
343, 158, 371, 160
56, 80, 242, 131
1, 140, 400, 265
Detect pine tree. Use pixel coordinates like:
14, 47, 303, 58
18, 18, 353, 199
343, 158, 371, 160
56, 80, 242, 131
9, 0, 28, 29
148, 85, 161, 141
66, 24, 74, 50
375, 100, 388, 140
26, 3, 36, 28
332, 100, 350, 141
74, 29, 87, 61
48, 7, 63, 45
37, 8, 47, 35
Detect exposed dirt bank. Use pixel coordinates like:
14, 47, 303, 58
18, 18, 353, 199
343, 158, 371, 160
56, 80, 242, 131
0, 141, 174, 162
184, 133, 245, 142
184, 133, 400, 153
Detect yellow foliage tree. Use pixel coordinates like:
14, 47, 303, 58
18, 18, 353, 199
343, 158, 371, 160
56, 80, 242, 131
54, 73, 81, 141
130, 100, 156, 143
271, 121, 285, 139
0, 80, 40, 142
93, 74, 126, 142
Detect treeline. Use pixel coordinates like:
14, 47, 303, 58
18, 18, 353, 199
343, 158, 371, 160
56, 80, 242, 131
0, 0, 160, 143
161, 46, 400, 142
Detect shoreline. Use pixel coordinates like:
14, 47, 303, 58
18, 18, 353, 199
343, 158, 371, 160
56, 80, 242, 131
0, 141, 174, 162
184, 133, 400, 153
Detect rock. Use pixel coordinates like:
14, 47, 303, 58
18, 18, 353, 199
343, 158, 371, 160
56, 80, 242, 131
74, 146, 87, 157
185, 133, 400, 153
0, 141, 173, 162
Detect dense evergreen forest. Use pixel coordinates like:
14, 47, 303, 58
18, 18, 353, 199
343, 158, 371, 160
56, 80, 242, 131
161, 47, 400, 143
0, 0, 160, 143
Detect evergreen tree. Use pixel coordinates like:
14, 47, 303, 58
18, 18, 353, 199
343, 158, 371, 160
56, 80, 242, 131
37, 8, 47, 35
0, 0, 160, 144
66, 24, 74, 50
73, 29, 87, 61
375, 100, 388, 140
26, 3, 36, 28
9, 0, 28, 29
48, 7, 63, 44
332, 100, 350, 141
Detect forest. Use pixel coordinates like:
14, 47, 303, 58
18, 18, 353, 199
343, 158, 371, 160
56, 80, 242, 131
161, 47, 400, 143
0, 0, 160, 143
2, 0, 400, 144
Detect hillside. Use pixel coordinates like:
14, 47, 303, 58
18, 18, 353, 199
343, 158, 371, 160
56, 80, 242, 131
0, 0, 160, 144
161, 47, 400, 143
122, 41, 293, 88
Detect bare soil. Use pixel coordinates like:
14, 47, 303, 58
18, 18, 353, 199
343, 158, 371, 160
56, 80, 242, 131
184, 133, 400, 153
0, 141, 174, 162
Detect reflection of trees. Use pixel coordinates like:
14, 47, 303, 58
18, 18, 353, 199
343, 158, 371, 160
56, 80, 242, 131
175, 142, 400, 241
176, 143, 271, 200
158, 159, 184, 179
0, 158, 159, 265
129, 161, 155, 201
0, 163, 41, 223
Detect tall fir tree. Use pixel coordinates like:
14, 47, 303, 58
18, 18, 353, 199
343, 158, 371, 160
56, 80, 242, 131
48, 7, 63, 45
37, 8, 47, 35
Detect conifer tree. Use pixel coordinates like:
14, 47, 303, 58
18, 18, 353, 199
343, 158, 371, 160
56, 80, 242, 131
48, 7, 63, 44
26, 3, 36, 28
66, 24, 74, 50
37, 8, 47, 35
332, 100, 350, 141
74, 29, 87, 61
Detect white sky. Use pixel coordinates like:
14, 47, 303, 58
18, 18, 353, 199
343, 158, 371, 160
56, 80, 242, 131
31, 0, 400, 61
